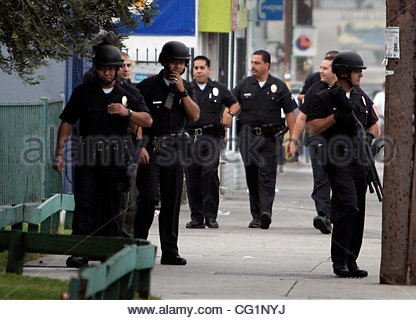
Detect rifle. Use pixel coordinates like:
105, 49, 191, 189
350, 111, 383, 202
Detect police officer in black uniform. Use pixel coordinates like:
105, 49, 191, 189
53, 45, 152, 268
288, 54, 338, 234
185, 55, 239, 229
135, 41, 199, 265
306, 51, 379, 277
233, 50, 296, 229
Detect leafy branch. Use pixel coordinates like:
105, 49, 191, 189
0, 0, 158, 84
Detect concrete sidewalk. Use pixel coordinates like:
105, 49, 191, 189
23, 161, 416, 299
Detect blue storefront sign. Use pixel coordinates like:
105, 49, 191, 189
135, 74, 151, 82
257, 0, 283, 21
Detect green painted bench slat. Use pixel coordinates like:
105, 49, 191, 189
71, 244, 156, 299
0, 194, 75, 227
0, 205, 24, 229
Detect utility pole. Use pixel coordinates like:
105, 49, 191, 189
284, 0, 293, 78
295, 0, 313, 81
380, 0, 416, 284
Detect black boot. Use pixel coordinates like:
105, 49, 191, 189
313, 215, 332, 234
186, 220, 205, 228
260, 211, 272, 229
347, 261, 368, 278
66, 256, 89, 268
333, 263, 350, 277
161, 255, 187, 265
205, 218, 219, 228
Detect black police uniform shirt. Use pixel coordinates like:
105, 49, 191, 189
60, 80, 149, 137
300, 72, 321, 95
81, 68, 96, 85
306, 85, 378, 140
136, 70, 197, 137
119, 79, 136, 88
300, 80, 331, 146
233, 74, 297, 126
187, 78, 237, 128
300, 80, 330, 115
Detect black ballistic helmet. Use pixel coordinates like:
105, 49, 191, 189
332, 51, 367, 76
158, 41, 190, 64
93, 45, 124, 67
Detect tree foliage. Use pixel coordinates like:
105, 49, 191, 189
0, 0, 158, 84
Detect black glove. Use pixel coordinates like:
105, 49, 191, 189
329, 86, 353, 126
328, 86, 353, 113
366, 132, 375, 145
333, 110, 354, 126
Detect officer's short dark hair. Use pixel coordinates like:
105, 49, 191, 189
324, 56, 335, 61
193, 55, 210, 68
253, 50, 271, 66
324, 50, 339, 58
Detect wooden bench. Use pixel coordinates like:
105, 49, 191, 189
0, 194, 156, 299
70, 244, 155, 299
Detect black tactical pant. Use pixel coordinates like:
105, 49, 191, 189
72, 165, 124, 237
309, 144, 331, 219
326, 160, 367, 267
239, 130, 282, 219
134, 144, 183, 258
184, 136, 221, 224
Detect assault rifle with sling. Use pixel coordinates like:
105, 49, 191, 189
351, 111, 383, 202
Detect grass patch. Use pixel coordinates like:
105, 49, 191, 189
0, 251, 69, 299
0, 273, 69, 299
0, 251, 44, 272
4, 223, 32, 231
4, 222, 72, 235
0, 251, 8, 272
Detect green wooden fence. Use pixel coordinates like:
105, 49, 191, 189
0, 98, 63, 205
0, 194, 156, 299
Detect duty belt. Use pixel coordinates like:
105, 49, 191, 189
150, 132, 188, 153
96, 141, 107, 152
81, 139, 122, 152
186, 123, 222, 142
80, 138, 129, 167
247, 124, 287, 137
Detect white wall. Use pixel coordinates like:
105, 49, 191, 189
123, 35, 198, 62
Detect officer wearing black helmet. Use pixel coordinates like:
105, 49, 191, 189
135, 41, 199, 265
307, 51, 379, 277
53, 44, 152, 268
